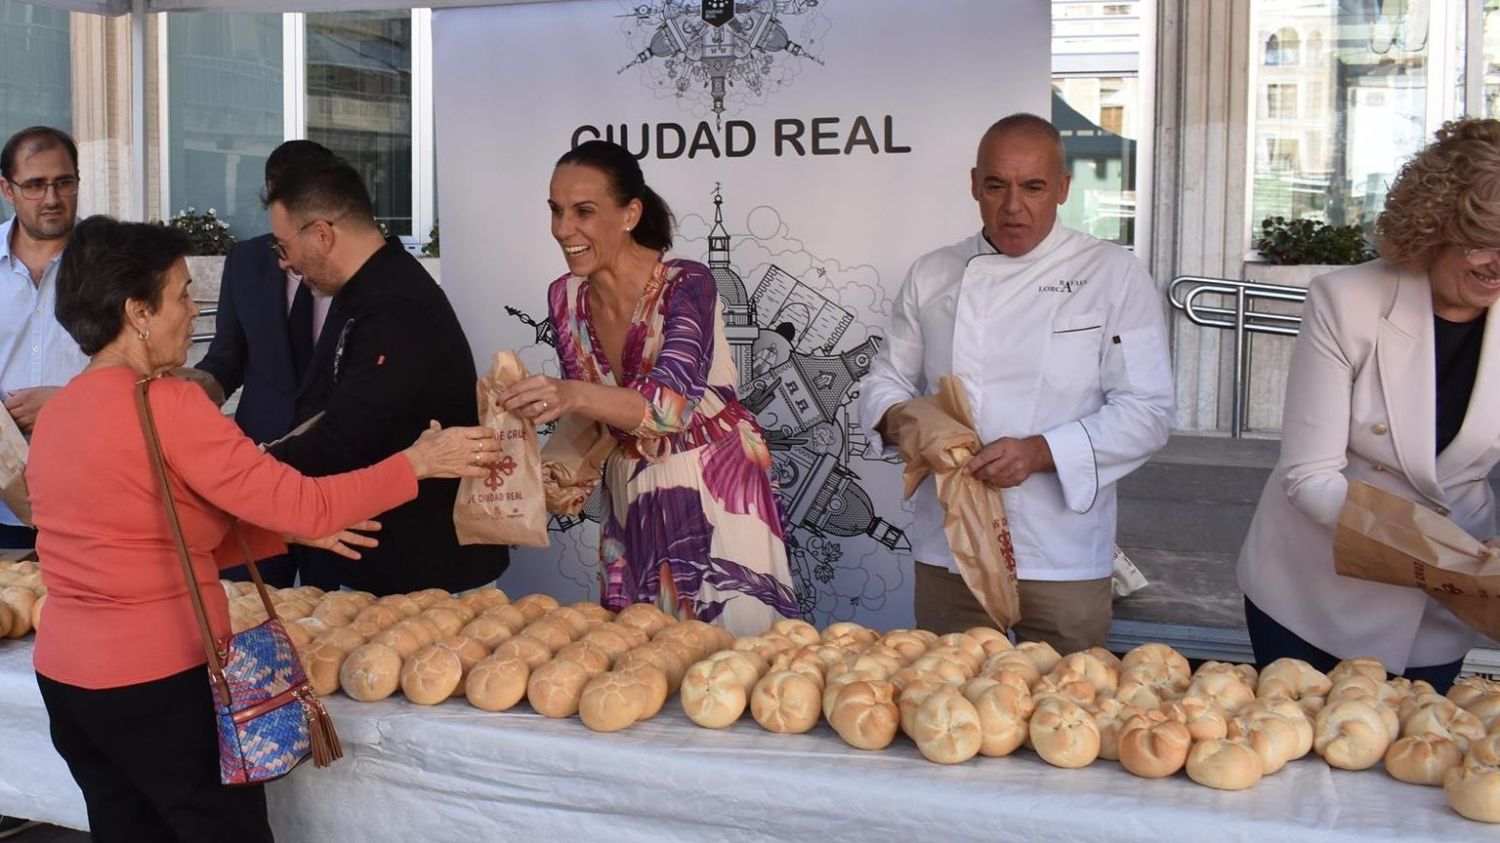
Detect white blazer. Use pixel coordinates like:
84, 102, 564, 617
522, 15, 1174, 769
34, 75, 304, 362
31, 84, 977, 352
1237, 260, 1500, 672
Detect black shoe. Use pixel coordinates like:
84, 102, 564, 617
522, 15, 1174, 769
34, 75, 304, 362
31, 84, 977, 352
0, 817, 40, 840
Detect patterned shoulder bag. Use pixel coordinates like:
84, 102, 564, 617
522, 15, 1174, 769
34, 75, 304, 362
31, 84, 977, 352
134, 377, 342, 785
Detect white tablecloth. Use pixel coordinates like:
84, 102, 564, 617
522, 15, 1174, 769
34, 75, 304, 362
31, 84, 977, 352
0, 639, 1490, 842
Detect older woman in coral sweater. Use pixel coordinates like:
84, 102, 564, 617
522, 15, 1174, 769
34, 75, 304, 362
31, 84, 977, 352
27, 216, 499, 842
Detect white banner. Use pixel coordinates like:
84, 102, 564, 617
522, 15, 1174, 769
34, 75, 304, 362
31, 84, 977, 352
434, 0, 1050, 629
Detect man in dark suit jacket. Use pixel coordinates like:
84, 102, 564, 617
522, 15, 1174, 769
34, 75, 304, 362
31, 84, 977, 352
193, 141, 344, 587
263, 157, 507, 595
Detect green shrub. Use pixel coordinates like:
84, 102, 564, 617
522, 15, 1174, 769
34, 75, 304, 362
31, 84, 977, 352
161, 207, 236, 256
1254, 216, 1376, 266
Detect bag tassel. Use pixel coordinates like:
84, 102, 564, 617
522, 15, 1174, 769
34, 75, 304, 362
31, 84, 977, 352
302, 691, 343, 767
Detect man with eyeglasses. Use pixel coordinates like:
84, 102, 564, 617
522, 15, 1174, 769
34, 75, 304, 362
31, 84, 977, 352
191, 140, 343, 588
0, 127, 85, 839
0, 126, 87, 552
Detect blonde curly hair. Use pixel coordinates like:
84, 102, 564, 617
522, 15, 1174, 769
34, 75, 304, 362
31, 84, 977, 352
1377, 117, 1500, 269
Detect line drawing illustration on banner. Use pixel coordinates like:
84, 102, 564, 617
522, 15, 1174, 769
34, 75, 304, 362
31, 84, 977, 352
507, 184, 910, 624
617, 1, 830, 126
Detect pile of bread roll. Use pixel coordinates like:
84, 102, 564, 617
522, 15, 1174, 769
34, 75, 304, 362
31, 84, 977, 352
667, 621, 1500, 824
230, 581, 734, 735
0, 560, 44, 639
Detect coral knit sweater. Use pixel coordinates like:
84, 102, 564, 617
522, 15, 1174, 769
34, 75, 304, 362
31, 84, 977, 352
27, 368, 418, 689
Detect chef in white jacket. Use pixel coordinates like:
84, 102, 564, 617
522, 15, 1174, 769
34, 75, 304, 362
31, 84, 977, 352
859, 114, 1173, 653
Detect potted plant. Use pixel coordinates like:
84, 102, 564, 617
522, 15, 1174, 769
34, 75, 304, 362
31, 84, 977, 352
1237, 215, 1376, 430
157, 207, 235, 307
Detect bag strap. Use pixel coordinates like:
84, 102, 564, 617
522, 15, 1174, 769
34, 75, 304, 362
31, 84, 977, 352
134, 377, 266, 707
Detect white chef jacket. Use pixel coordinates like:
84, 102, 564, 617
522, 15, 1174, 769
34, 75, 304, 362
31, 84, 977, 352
859, 222, 1173, 581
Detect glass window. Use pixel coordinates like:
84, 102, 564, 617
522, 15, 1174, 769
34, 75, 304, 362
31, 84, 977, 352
1052, 0, 1144, 250
1250, 1, 1429, 232
0, 0, 71, 218
1487, 0, 1500, 117
167, 13, 284, 238
306, 11, 412, 237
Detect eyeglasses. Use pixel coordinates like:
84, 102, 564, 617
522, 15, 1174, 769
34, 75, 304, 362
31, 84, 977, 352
1462, 246, 1500, 265
6, 176, 79, 201
270, 217, 336, 261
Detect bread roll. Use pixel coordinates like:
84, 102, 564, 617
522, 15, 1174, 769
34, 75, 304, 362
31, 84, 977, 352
910, 653, 972, 685
1168, 696, 1232, 742
1461, 692, 1500, 732
707, 650, 765, 691
1120, 643, 1190, 685
438, 635, 488, 676
399, 644, 461, 705
494, 636, 556, 670
899, 678, 943, 738
1403, 702, 1486, 753
973, 683, 1032, 757
578, 671, 647, 732
0, 602, 13, 639
1027, 697, 1100, 769
300, 642, 346, 696
1228, 711, 1301, 774
1014, 641, 1062, 676
419, 606, 465, 638
372, 594, 420, 617
340, 643, 403, 702
770, 618, 820, 647
546, 606, 593, 638
829, 680, 900, 751
512, 593, 559, 621
527, 658, 592, 718
1239, 698, 1312, 759
1328, 657, 1386, 686
1315, 699, 1393, 770
482, 604, 531, 635
1090, 697, 1142, 761
1050, 652, 1120, 696
312, 625, 366, 654
1116, 662, 1186, 708
681, 658, 750, 729
982, 652, 1042, 690
1186, 672, 1255, 715
29, 591, 45, 633
1328, 674, 1383, 706
1186, 738, 1263, 790
520, 618, 575, 652
1446, 762, 1500, 823
1118, 714, 1192, 778
372, 624, 426, 659
1257, 658, 1332, 709
880, 630, 932, 662
311, 597, 361, 626
620, 662, 669, 719
615, 602, 673, 636
580, 627, 634, 660
1384, 734, 1462, 786
407, 587, 448, 608
460, 616, 515, 650
394, 617, 438, 648
750, 670, 822, 734
570, 602, 614, 626
0, 586, 36, 638
911, 686, 983, 765
1193, 660, 1259, 691
458, 586, 508, 612
354, 604, 405, 630
464, 654, 530, 712
1448, 676, 1497, 709
1031, 673, 1097, 708
936, 633, 987, 666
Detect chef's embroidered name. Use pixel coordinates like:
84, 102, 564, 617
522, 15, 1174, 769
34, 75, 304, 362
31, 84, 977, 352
1038, 279, 1088, 293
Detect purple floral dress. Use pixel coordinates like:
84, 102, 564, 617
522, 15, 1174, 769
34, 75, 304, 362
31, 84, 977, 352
548, 257, 798, 635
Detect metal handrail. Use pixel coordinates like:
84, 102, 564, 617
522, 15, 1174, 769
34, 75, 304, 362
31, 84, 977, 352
191, 306, 217, 344
1168, 276, 1309, 437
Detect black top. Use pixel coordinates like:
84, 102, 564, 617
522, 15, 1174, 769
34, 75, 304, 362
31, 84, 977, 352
1434, 311, 1487, 455
269, 241, 508, 594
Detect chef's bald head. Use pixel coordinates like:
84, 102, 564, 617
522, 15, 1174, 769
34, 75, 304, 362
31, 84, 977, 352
978, 114, 1066, 177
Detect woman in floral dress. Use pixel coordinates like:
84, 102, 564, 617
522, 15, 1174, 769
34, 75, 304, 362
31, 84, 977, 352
500, 140, 798, 635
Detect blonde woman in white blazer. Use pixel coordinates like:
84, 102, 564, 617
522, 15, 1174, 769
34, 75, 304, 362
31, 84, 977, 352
1237, 118, 1500, 693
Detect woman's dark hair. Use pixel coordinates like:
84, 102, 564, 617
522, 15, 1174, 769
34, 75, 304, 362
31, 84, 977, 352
56, 216, 192, 356
556, 140, 674, 251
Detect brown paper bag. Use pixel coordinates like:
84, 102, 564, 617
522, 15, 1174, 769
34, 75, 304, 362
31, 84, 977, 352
541, 412, 615, 516
0, 402, 31, 527
1333, 480, 1500, 639
454, 351, 548, 547
886, 376, 1021, 629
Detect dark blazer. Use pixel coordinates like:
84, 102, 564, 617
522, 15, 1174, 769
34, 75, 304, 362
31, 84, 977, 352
268, 241, 509, 595
195, 234, 343, 445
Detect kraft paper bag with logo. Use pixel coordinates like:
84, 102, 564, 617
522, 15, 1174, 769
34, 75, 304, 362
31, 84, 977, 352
1333, 480, 1500, 639
0, 402, 31, 527
541, 411, 616, 517
886, 375, 1021, 629
454, 351, 548, 547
